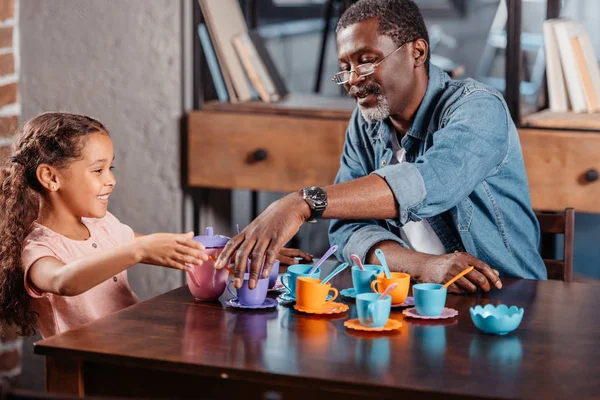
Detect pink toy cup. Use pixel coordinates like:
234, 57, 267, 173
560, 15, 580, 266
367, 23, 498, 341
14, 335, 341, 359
186, 227, 231, 301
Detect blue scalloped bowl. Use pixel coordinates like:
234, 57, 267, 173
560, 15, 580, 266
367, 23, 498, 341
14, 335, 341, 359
470, 304, 524, 335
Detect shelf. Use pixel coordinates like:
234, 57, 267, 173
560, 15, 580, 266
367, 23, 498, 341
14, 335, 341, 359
521, 109, 600, 132
202, 93, 355, 120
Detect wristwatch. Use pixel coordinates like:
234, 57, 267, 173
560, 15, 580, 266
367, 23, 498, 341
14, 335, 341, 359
302, 186, 328, 223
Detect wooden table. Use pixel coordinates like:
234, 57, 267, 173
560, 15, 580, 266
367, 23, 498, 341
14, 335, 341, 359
35, 262, 600, 399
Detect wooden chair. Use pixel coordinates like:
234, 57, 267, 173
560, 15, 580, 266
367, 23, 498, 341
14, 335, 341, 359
535, 208, 574, 282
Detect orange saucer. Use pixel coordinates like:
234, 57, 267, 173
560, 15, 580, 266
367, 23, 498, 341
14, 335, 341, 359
293, 302, 349, 315
344, 318, 402, 332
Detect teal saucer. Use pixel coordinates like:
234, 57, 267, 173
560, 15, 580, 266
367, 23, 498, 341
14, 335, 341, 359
340, 288, 357, 298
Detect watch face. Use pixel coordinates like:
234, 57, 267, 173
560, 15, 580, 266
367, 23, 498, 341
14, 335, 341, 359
307, 186, 327, 205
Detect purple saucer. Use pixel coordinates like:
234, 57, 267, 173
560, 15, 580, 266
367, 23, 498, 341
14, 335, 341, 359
402, 307, 458, 319
227, 298, 278, 309
391, 296, 414, 308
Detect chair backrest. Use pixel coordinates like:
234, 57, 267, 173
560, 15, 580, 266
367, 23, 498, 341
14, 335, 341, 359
535, 208, 574, 282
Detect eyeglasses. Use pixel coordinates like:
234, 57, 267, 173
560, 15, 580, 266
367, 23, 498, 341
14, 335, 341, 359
331, 42, 410, 85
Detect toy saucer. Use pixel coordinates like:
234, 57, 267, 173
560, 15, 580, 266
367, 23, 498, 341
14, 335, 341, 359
293, 302, 349, 315
226, 298, 278, 309
278, 292, 296, 303
402, 307, 458, 320
344, 318, 402, 332
391, 296, 414, 308
268, 282, 286, 293
340, 288, 357, 298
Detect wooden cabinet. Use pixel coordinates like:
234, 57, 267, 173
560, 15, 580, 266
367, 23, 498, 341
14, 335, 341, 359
519, 128, 600, 213
187, 97, 600, 213
188, 110, 347, 192
520, 109, 600, 213
187, 94, 354, 192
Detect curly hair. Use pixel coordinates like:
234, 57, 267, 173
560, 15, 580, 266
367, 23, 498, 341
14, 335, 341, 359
336, 0, 430, 71
0, 112, 107, 336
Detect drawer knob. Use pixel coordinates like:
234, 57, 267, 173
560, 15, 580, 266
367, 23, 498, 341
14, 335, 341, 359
585, 169, 599, 183
253, 149, 268, 162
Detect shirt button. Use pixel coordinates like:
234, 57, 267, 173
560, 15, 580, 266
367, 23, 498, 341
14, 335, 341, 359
381, 160, 387, 166
113, 276, 118, 282
92, 243, 97, 248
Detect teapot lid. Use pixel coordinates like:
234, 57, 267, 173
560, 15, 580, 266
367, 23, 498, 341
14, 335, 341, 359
193, 226, 230, 248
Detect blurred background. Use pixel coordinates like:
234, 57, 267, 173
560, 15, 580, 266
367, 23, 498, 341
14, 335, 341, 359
0, 0, 597, 391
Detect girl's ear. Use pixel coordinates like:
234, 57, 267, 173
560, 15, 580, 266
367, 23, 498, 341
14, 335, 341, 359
36, 164, 60, 192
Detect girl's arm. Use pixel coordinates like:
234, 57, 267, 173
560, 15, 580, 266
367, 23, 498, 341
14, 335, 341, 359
28, 232, 206, 297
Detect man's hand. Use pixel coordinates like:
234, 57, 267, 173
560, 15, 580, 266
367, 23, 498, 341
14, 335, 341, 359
215, 192, 310, 289
278, 248, 314, 266
420, 251, 502, 293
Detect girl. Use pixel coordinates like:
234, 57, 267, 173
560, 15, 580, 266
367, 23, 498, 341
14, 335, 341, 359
0, 112, 208, 338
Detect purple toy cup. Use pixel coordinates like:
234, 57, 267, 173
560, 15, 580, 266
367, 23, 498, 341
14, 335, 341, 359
227, 274, 269, 306
246, 258, 280, 289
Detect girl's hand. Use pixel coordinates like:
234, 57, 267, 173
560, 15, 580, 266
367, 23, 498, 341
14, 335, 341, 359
134, 232, 208, 272
277, 248, 314, 266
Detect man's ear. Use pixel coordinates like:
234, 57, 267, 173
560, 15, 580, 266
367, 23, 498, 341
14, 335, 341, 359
412, 38, 429, 68
36, 164, 60, 192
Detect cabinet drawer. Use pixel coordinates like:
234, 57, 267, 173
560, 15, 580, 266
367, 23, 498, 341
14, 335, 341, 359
188, 111, 347, 192
520, 128, 600, 213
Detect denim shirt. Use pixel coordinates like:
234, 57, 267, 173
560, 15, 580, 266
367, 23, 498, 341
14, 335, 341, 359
328, 64, 547, 280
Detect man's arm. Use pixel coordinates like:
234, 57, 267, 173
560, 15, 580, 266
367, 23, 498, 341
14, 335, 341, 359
365, 241, 501, 293
218, 93, 508, 290
328, 121, 404, 264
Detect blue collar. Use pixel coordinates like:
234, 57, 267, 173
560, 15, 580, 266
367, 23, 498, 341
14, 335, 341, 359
405, 64, 449, 140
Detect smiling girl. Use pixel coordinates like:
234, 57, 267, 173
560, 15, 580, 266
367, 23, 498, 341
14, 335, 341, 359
0, 113, 208, 338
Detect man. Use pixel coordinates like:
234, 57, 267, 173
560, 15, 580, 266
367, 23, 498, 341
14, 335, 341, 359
216, 0, 546, 292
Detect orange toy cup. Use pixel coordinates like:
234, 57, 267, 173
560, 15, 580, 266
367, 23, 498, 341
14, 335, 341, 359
370, 272, 410, 305
296, 277, 338, 310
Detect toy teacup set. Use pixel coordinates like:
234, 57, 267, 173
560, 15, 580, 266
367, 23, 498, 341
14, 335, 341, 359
185, 227, 281, 309
187, 228, 524, 336
275, 246, 408, 332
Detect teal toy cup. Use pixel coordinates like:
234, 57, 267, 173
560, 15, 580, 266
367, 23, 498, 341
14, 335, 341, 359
356, 293, 392, 328
280, 264, 321, 299
351, 265, 384, 295
413, 283, 447, 317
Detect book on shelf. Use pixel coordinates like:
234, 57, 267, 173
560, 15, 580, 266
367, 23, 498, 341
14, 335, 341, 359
198, 0, 252, 102
548, 18, 600, 113
197, 0, 288, 104
575, 28, 600, 112
542, 19, 569, 112
248, 30, 288, 99
197, 23, 229, 103
232, 33, 280, 103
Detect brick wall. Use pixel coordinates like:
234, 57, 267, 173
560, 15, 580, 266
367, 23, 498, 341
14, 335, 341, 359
0, 0, 20, 391
0, 327, 21, 389
0, 0, 17, 163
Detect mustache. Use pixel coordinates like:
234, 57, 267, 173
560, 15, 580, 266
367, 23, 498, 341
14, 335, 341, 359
348, 83, 382, 99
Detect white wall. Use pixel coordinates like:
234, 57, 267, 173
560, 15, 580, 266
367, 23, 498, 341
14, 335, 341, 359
18, 1, 186, 390
19, 0, 185, 301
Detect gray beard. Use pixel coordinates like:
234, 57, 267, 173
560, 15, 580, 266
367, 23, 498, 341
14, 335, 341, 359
359, 94, 390, 123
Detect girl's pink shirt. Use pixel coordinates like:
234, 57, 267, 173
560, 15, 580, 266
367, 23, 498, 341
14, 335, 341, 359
21, 212, 139, 338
